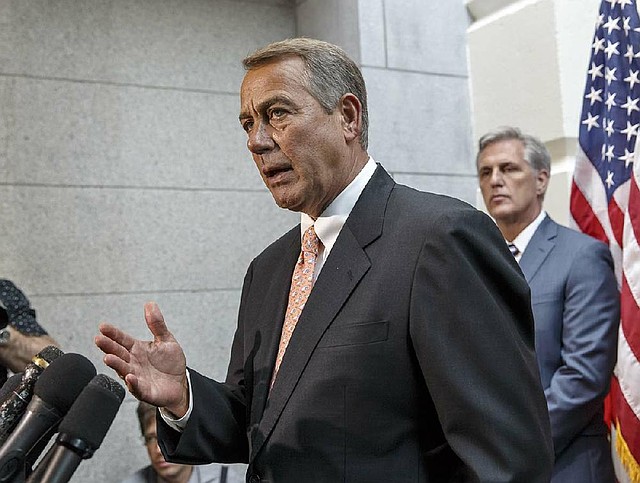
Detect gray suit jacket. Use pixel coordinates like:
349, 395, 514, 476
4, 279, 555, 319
159, 166, 554, 482
520, 216, 619, 483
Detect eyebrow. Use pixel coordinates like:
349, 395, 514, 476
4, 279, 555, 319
239, 94, 295, 122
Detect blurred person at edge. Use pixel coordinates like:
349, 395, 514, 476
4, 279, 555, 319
0, 279, 59, 387
120, 401, 243, 483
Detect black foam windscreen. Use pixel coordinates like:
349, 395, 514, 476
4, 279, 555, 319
33, 353, 97, 413
58, 374, 125, 451
0, 373, 22, 402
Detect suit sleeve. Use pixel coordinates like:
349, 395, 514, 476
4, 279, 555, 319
409, 208, 554, 482
545, 240, 619, 455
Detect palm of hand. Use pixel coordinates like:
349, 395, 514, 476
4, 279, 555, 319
128, 335, 187, 409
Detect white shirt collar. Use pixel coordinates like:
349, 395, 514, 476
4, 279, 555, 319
301, 157, 377, 259
510, 210, 547, 259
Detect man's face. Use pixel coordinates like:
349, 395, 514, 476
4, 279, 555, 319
239, 57, 353, 218
477, 139, 548, 227
143, 420, 192, 481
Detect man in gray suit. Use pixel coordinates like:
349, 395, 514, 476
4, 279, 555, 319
96, 40, 554, 482
477, 126, 619, 483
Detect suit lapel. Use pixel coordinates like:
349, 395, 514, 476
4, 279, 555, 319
248, 231, 300, 430
520, 216, 557, 283
249, 165, 394, 462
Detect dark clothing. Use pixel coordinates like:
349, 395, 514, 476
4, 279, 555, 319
521, 217, 618, 482
159, 166, 554, 482
0, 280, 49, 386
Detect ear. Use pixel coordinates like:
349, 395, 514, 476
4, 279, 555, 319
337, 93, 362, 143
536, 168, 550, 197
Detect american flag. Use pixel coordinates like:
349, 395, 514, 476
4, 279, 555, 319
571, 0, 640, 481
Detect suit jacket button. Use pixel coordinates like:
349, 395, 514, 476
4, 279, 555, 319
249, 474, 261, 483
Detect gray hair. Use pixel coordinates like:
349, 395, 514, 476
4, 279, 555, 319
477, 126, 551, 173
243, 38, 369, 149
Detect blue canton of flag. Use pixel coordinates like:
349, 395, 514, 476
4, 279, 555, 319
579, 0, 640, 201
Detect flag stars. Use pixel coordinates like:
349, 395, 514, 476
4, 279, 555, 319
604, 118, 616, 136
605, 66, 618, 85
592, 36, 605, 55
621, 95, 640, 115
623, 16, 632, 34
624, 69, 640, 89
605, 0, 617, 7
605, 40, 620, 60
619, 148, 635, 168
586, 86, 603, 105
605, 171, 615, 188
620, 120, 639, 140
619, 0, 633, 8
603, 16, 621, 35
605, 92, 618, 111
604, 144, 616, 162
624, 44, 638, 62
588, 62, 604, 81
582, 112, 600, 131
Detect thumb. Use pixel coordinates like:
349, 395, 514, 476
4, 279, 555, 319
144, 301, 172, 342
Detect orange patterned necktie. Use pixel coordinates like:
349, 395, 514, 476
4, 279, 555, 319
271, 225, 321, 387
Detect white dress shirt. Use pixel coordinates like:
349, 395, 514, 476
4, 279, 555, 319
508, 210, 547, 263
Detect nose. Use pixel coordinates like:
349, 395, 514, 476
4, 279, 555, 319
489, 168, 504, 186
247, 121, 275, 155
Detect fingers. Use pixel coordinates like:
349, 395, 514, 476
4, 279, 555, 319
144, 301, 173, 342
97, 322, 137, 352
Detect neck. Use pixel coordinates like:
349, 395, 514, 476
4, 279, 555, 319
497, 209, 542, 242
158, 466, 194, 483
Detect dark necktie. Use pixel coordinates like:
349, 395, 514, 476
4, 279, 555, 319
508, 243, 520, 258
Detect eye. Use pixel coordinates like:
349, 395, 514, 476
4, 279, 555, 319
269, 108, 287, 121
241, 120, 254, 133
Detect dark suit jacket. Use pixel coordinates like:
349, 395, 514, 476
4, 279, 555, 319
520, 216, 618, 483
159, 166, 553, 482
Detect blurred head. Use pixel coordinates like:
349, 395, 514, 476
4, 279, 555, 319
476, 126, 550, 238
240, 38, 369, 218
137, 401, 192, 483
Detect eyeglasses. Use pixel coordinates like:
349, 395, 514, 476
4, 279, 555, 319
142, 434, 158, 446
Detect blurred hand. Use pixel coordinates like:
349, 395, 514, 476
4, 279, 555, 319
95, 302, 189, 417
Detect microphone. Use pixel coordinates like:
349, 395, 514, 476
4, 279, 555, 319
0, 353, 96, 483
0, 347, 64, 445
0, 375, 22, 406
26, 374, 125, 483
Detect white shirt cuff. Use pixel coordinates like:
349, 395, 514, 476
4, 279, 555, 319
158, 369, 193, 432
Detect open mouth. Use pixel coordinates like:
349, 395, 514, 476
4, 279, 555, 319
263, 165, 293, 181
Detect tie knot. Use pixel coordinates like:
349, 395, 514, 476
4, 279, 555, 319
302, 226, 320, 256
508, 243, 520, 257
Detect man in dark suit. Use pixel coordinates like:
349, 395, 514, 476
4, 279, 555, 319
96, 39, 553, 482
477, 126, 619, 482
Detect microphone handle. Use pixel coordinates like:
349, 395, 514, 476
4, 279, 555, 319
0, 364, 42, 445
0, 397, 62, 483
25, 445, 82, 483
26, 434, 92, 483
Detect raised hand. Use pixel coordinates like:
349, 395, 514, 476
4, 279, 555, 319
95, 301, 189, 417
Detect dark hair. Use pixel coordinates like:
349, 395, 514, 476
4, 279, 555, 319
136, 400, 157, 436
243, 38, 369, 149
